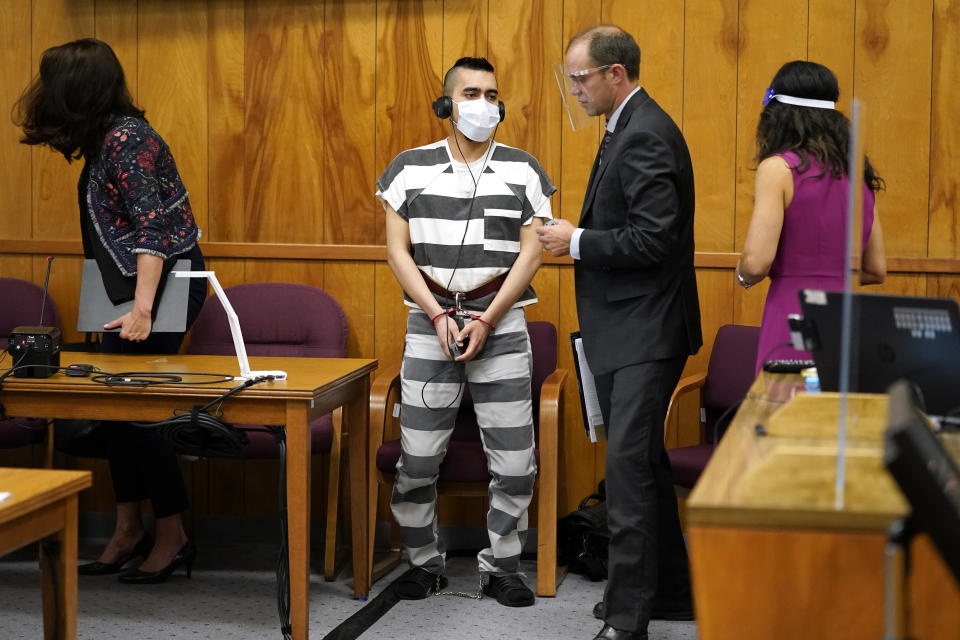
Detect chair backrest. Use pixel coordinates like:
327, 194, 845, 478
0, 277, 62, 350
528, 321, 558, 409
187, 282, 348, 358
451, 320, 557, 443
702, 324, 760, 443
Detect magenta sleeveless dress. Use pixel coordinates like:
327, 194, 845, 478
754, 151, 876, 374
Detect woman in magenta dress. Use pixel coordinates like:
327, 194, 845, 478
737, 61, 887, 374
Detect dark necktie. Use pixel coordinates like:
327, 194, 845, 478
598, 129, 613, 165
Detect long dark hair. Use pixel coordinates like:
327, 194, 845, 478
756, 60, 884, 192
13, 38, 144, 162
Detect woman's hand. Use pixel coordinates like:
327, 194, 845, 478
104, 305, 152, 341
105, 253, 162, 342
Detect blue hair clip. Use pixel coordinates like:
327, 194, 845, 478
762, 87, 776, 106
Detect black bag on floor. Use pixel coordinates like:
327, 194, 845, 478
557, 491, 609, 581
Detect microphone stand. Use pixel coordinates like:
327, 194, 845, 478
39, 256, 54, 326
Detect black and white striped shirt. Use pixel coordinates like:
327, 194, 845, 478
377, 139, 556, 309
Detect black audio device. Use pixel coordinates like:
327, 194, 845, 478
7, 257, 61, 378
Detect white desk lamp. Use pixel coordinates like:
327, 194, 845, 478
173, 271, 287, 381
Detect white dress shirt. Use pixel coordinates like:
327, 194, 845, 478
570, 85, 642, 260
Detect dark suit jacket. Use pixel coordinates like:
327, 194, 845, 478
575, 88, 702, 375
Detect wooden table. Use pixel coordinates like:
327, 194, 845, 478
0, 467, 92, 640
1, 353, 377, 640
686, 373, 960, 640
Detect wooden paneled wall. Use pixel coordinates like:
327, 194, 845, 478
1, 1, 958, 525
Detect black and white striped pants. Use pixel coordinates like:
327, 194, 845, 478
391, 306, 537, 576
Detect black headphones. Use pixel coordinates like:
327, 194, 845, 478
432, 96, 505, 122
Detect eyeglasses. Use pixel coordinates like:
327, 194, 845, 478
566, 64, 613, 85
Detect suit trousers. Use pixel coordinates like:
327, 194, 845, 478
595, 356, 690, 633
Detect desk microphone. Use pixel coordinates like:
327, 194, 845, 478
8, 256, 62, 378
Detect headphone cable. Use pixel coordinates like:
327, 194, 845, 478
443, 123, 499, 294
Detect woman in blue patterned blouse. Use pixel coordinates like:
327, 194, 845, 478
16, 38, 205, 584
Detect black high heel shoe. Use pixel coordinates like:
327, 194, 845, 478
118, 540, 196, 584
78, 533, 154, 576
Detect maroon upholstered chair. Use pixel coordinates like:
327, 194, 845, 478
186, 282, 348, 579
0, 277, 62, 462
664, 324, 761, 490
368, 320, 567, 596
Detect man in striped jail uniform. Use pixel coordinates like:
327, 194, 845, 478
376, 56, 556, 607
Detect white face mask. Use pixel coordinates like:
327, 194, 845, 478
453, 98, 500, 142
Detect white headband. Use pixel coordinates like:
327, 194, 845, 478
763, 88, 835, 110
773, 94, 835, 109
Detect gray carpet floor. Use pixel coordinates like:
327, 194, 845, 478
0, 540, 699, 639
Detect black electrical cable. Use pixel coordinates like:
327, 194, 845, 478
0, 362, 233, 387
443, 122, 498, 293
710, 395, 747, 445
699, 341, 793, 445
0, 362, 60, 383
420, 313, 467, 412
4, 341, 32, 370
0, 363, 236, 424
130, 375, 275, 456
269, 425, 294, 640
0, 362, 65, 421
149, 410, 248, 456
90, 371, 235, 386
0, 353, 17, 420
92, 372, 184, 385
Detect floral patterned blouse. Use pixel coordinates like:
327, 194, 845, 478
80, 116, 200, 277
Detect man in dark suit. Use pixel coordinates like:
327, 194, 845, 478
538, 25, 702, 640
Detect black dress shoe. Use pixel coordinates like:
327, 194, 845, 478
482, 573, 535, 607
593, 599, 694, 621
118, 540, 195, 584
395, 566, 448, 599
592, 624, 648, 640
78, 533, 154, 576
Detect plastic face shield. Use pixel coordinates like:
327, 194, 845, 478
553, 63, 607, 131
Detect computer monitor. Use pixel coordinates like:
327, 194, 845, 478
884, 379, 960, 587
798, 290, 960, 416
